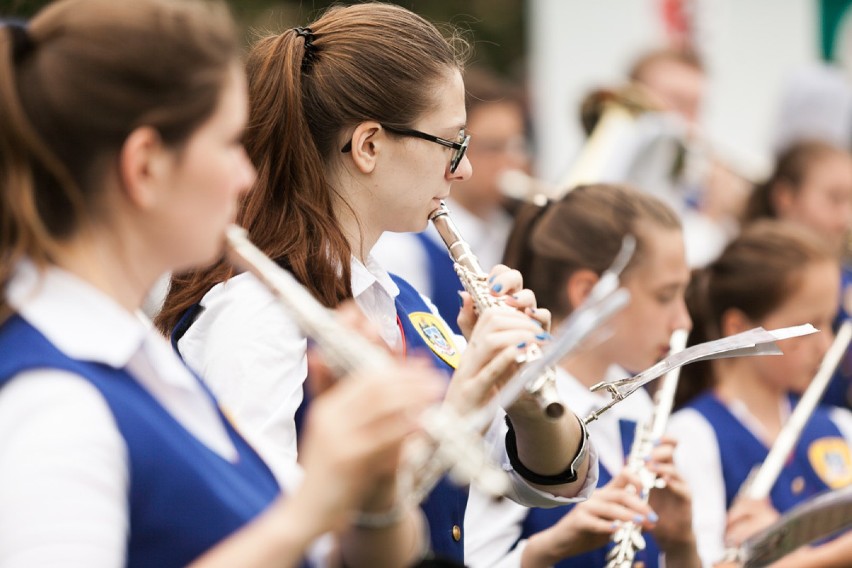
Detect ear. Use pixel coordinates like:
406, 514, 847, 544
346, 121, 382, 174
118, 126, 171, 210
720, 307, 751, 337
564, 268, 599, 310
770, 181, 797, 218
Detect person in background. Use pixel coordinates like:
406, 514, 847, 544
628, 47, 747, 267
465, 184, 699, 568
156, 5, 596, 564
743, 140, 852, 409
0, 1, 442, 566
669, 221, 852, 567
372, 66, 531, 332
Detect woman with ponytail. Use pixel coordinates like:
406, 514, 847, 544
156, 3, 596, 564
669, 221, 852, 567
465, 184, 699, 568
0, 1, 443, 566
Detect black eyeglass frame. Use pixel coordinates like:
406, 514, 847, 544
340, 124, 470, 173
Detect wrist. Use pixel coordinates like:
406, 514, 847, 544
524, 527, 574, 567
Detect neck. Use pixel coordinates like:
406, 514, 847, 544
714, 360, 785, 438
52, 222, 163, 313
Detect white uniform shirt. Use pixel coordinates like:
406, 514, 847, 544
465, 366, 648, 567
371, 197, 514, 294
0, 260, 239, 567
668, 398, 852, 567
178, 253, 598, 507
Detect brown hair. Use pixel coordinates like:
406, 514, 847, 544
0, 0, 238, 321
503, 184, 680, 321
675, 220, 835, 408
743, 140, 844, 223
157, 2, 468, 334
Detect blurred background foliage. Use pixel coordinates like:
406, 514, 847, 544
0, 0, 526, 77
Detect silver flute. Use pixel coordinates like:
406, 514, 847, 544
223, 225, 511, 506
605, 329, 689, 568
429, 201, 566, 419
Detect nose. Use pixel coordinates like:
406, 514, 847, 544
672, 296, 693, 333
448, 153, 473, 182
238, 148, 257, 196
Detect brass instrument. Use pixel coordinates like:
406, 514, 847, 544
606, 329, 689, 568
223, 225, 511, 505
429, 201, 566, 420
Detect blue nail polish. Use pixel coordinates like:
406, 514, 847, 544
648, 512, 659, 523
517, 342, 527, 348
492, 283, 503, 293
535, 332, 551, 340
488, 275, 496, 283
633, 514, 644, 524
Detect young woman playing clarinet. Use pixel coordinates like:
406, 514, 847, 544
465, 184, 700, 568
670, 221, 852, 567
0, 1, 446, 565
156, 3, 596, 564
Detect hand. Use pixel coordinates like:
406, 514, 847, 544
724, 496, 780, 549
306, 300, 394, 397
525, 469, 658, 565
647, 438, 698, 553
457, 264, 551, 339
295, 360, 444, 535
445, 305, 546, 414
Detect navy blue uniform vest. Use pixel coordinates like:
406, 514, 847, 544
517, 418, 661, 567
415, 232, 464, 335
688, 393, 842, 512
0, 314, 292, 568
392, 274, 469, 563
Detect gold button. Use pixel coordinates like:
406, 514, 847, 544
791, 476, 805, 495
452, 525, 461, 541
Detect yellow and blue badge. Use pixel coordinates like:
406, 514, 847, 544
407, 311, 460, 369
808, 437, 852, 488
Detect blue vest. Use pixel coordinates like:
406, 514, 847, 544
517, 418, 661, 567
392, 274, 469, 563
0, 315, 289, 568
415, 232, 464, 335
688, 393, 843, 512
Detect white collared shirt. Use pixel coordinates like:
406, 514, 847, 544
0, 260, 237, 567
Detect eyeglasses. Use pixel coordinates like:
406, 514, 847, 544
341, 124, 471, 174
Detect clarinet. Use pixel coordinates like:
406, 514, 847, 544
605, 329, 689, 568
429, 202, 566, 419
223, 225, 511, 506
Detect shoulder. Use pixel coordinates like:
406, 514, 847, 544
180, 272, 306, 368
826, 405, 852, 442
0, 370, 126, 454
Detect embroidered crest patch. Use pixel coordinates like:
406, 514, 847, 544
408, 311, 460, 369
808, 437, 852, 488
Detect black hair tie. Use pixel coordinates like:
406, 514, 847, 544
292, 26, 318, 72
5, 21, 35, 63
